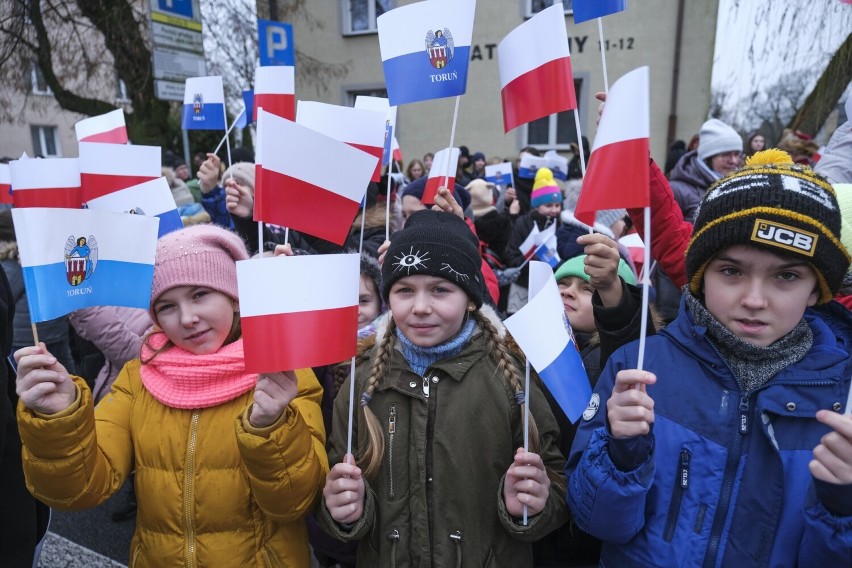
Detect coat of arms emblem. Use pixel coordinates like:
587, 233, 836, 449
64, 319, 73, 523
425, 28, 454, 69
65, 235, 98, 286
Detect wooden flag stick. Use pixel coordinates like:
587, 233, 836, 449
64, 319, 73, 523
522, 358, 531, 526
31, 322, 39, 346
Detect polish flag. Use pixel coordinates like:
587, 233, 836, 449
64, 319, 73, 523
10, 158, 81, 209
392, 136, 403, 164
498, 4, 576, 133
237, 253, 359, 372
297, 101, 387, 182
254, 66, 295, 122
574, 67, 649, 226
75, 109, 128, 144
355, 96, 398, 168
0, 164, 12, 205
422, 147, 460, 205
78, 142, 161, 203
254, 109, 377, 245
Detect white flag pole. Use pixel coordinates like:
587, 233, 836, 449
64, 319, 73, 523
636, 206, 651, 371
346, 357, 357, 458
213, 110, 244, 156
522, 358, 531, 526
385, 161, 394, 241
443, 95, 462, 191
597, 19, 610, 93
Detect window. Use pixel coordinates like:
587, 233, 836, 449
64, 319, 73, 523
116, 76, 130, 104
524, 78, 583, 150
29, 62, 51, 95
344, 87, 388, 106
526, 0, 572, 18
343, 0, 393, 35
31, 125, 61, 157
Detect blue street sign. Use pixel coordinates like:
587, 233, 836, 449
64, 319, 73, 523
157, 0, 194, 19
258, 19, 295, 67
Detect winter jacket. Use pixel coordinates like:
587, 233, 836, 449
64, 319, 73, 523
473, 209, 513, 262
566, 300, 852, 567
68, 306, 152, 402
814, 119, 852, 184
318, 315, 569, 567
17, 361, 328, 567
200, 185, 234, 229
504, 211, 561, 287
668, 150, 718, 222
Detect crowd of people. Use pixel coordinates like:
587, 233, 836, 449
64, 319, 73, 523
1, 107, 851, 568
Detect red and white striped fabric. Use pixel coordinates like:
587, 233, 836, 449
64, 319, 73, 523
254, 109, 378, 244
574, 67, 650, 226
422, 147, 460, 205
237, 253, 359, 372
78, 142, 161, 203
75, 109, 128, 144
254, 65, 295, 122
0, 164, 11, 205
296, 101, 387, 182
498, 4, 576, 133
10, 158, 81, 209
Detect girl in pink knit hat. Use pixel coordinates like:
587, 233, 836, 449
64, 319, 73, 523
13, 224, 328, 567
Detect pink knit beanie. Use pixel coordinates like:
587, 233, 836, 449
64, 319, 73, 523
150, 224, 249, 320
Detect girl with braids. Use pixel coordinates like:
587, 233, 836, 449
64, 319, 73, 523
318, 209, 568, 566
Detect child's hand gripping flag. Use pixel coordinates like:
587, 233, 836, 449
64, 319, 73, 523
498, 3, 577, 133
377, 0, 476, 106
11, 208, 159, 322
504, 261, 591, 423
254, 109, 377, 245
236, 253, 360, 373
574, 66, 649, 226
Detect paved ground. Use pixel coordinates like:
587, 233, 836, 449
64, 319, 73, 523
38, 533, 126, 568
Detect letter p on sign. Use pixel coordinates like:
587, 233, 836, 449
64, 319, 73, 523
258, 19, 295, 67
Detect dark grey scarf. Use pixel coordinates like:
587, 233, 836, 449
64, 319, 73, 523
685, 293, 813, 394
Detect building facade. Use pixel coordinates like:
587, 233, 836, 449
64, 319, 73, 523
259, 0, 719, 166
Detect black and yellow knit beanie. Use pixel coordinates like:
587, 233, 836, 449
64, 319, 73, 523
686, 149, 851, 303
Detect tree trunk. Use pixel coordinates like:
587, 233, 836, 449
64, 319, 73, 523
787, 32, 852, 135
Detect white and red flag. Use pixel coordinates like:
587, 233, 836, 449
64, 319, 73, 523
78, 142, 161, 203
237, 253, 360, 372
254, 65, 295, 122
10, 158, 81, 209
75, 109, 128, 144
498, 4, 576, 133
422, 147, 460, 205
0, 164, 12, 205
574, 66, 649, 226
296, 101, 387, 182
254, 109, 377, 245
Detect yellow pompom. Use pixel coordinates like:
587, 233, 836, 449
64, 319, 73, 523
533, 166, 556, 191
745, 148, 793, 167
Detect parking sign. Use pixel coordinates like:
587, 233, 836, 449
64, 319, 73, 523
258, 19, 295, 67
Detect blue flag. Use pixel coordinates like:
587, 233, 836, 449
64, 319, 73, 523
573, 0, 626, 24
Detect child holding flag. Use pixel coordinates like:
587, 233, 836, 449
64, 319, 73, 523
319, 209, 568, 566
14, 224, 328, 567
566, 154, 852, 566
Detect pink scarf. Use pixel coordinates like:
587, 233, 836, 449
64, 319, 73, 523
140, 332, 257, 409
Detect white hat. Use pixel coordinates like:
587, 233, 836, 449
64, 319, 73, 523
697, 118, 743, 162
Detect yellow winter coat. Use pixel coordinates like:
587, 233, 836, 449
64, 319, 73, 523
16, 360, 328, 567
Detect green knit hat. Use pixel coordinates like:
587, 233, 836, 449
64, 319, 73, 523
686, 149, 850, 303
554, 254, 636, 286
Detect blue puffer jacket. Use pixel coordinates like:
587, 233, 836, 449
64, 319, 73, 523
566, 300, 852, 568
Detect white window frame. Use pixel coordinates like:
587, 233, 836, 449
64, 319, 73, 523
29, 62, 52, 96
522, 77, 584, 151
342, 0, 393, 36
525, 0, 572, 18
31, 125, 62, 157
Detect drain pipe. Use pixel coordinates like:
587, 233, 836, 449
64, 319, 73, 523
666, 0, 686, 150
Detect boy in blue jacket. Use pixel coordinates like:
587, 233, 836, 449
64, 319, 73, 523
566, 150, 852, 567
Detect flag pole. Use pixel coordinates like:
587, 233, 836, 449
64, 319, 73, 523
213, 110, 244, 156
522, 358, 531, 526
346, 357, 357, 457
636, 206, 651, 371
572, 109, 592, 235
258, 222, 263, 256
443, 95, 462, 190
31, 322, 39, 346
385, 162, 394, 241
597, 18, 610, 93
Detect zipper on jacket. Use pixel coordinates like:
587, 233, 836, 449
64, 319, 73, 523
702, 395, 750, 567
184, 411, 200, 568
663, 449, 691, 542
450, 530, 463, 568
388, 404, 397, 498
425, 374, 438, 558
131, 544, 141, 568
388, 529, 400, 568
422, 375, 430, 398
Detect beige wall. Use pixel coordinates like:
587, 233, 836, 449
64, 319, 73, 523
284, 0, 719, 166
